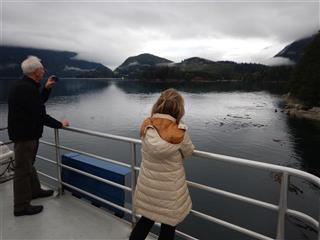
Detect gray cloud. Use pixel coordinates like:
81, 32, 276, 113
2, 1, 319, 69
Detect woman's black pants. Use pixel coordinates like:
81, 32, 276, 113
129, 216, 176, 240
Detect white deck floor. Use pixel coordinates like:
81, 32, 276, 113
0, 181, 154, 240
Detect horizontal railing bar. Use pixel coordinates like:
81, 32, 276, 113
154, 222, 199, 240
64, 126, 141, 144
51, 127, 320, 189
0, 151, 14, 160
174, 229, 199, 240
61, 164, 132, 192
190, 209, 274, 240
134, 213, 199, 240
187, 181, 278, 210
62, 181, 132, 214
40, 180, 59, 192
37, 155, 57, 165
0, 141, 13, 146
60, 127, 320, 189
40, 140, 56, 147
40, 139, 132, 169
287, 209, 319, 228
134, 166, 140, 171
193, 150, 320, 188
188, 180, 319, 229
59, 145, 132, 168
37, 171, 58, 182
0, 158, 13, 165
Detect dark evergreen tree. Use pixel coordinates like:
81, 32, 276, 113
291, 32, 320, 106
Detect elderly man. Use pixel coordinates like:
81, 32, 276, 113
8, 56, 69, 216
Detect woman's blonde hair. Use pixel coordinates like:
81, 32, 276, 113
151, 88, 185, 123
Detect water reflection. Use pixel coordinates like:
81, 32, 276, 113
287, 118, 320, 178
115, 80, 288, 94
50, 78, 111, 97
0, 78, 111, 102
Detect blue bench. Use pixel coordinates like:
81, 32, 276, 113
61, 152, 131, 217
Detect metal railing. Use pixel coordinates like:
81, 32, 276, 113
0, 127, 13, 147
34, 126, 320, 240
0, 128, 14, 182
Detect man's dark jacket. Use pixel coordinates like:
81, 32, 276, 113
8, 76, 62, 141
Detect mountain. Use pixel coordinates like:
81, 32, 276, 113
114, 53, 172, 78
290, 32, 320, 106
176, 57, 215, 71
116, 54, 292, 83
179, 57, 215, 66
0, 46, 113, 78
274, 34, 317, 62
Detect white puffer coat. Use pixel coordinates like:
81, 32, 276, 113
133, 113, 195, 226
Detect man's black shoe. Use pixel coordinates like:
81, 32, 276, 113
14, 205, 43, 217
32, 189, 54, 199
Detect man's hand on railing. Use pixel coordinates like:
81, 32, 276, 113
61, 120, 70, 128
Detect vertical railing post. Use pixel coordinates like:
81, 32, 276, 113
54, 128, 62, 196
130, 142, 137, 226
276, 172, 289, 240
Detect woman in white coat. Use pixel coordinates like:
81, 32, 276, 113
130, 88, 195, 240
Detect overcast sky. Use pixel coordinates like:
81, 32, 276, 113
2, 1, 319, 69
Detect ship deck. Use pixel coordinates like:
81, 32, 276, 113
0, 181, 154, 240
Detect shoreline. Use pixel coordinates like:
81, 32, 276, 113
282, 94, 320, 121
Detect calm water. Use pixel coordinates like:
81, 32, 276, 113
0, 79, 319, 240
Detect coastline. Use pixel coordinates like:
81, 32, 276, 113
282, 94, 320, 121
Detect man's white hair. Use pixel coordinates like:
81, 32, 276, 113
21, 56, 43, 75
